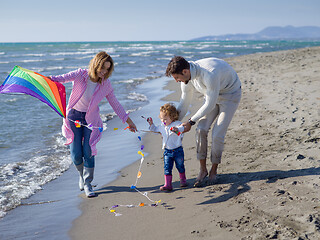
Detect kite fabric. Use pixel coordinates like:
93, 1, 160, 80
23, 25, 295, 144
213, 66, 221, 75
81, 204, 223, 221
0, 66, 66, 118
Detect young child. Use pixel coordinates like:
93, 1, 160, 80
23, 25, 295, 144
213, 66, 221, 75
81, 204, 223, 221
147, 103, 187, 191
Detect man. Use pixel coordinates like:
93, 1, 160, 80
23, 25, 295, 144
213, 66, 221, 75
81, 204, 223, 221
165, 56, 241, 187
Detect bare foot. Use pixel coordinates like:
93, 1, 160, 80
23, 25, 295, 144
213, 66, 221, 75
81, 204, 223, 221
196, 170, 208, 181
207, 175, 218, 185
208, 165, 218, 185
194, 170, 208, 187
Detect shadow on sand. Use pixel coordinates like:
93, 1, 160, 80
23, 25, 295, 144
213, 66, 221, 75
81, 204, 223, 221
95, 167, 320, 206
197, 167, 320, 205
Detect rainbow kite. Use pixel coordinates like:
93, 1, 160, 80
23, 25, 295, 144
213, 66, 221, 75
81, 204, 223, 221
0, 66, 66, 118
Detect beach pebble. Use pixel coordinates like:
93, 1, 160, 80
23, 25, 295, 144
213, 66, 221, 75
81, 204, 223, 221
297, 154, 306, 160
275, 189, 286, 195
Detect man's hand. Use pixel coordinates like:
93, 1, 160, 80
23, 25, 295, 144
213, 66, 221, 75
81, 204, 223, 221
181, 121, 192, 133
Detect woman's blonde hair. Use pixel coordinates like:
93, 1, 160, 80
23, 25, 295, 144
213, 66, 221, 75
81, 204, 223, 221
160, 103, 179, 121
88, 51, 114, 83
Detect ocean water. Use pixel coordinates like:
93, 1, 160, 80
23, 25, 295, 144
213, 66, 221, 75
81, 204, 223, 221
0, 40, 320, 239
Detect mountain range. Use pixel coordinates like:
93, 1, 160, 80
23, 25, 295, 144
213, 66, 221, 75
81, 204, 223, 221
191, 26, 320, 41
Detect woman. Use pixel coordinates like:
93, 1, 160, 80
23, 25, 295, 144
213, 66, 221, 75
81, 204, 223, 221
49, 51, 137, 197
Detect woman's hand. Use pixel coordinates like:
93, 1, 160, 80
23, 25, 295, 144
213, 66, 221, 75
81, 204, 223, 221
126, 117, 137, 132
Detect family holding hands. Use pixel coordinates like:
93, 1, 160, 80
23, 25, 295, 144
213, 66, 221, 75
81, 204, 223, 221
49, 51, 241, 197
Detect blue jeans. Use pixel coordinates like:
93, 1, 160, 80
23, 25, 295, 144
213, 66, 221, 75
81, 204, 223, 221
163, 146, 185, 175
68, 109, 95, 168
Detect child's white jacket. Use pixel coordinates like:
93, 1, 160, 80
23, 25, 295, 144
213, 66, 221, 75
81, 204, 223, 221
149, 121, 184, 150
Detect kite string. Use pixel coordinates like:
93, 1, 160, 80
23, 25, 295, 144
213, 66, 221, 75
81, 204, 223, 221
108, 129, 162, 216
134, 157, 144, 186
130, 131, 162, 204
134, 188, 157, 203
69, 115, 162, 216
67, 117, 157, 134
132, 133, 146, 188
67, 117, 103, 131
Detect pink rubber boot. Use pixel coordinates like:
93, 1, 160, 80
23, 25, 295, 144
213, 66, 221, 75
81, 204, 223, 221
179, 172, 188, 187
160, 175, 173, 191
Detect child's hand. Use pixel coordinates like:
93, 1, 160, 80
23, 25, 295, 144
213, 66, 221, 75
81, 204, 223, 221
170, 126, 181, 136
171, 126, 178, 132
147, 117, 153, 125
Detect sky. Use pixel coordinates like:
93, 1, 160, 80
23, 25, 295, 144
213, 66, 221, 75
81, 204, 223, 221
1, 0, 320, 42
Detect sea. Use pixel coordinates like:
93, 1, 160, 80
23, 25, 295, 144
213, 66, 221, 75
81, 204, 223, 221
0, 40, 320, 239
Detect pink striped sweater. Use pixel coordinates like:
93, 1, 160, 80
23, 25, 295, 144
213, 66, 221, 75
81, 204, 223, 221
51, 68, 129, 155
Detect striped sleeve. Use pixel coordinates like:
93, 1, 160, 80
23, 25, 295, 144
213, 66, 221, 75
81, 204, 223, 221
106, 90, 129, 123
50, 68, 85, 83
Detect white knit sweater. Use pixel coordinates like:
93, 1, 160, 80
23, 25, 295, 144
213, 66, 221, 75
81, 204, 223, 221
177, 57, 241, 122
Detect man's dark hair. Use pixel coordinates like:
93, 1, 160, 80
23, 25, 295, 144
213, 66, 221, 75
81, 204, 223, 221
165, 56, 190, 77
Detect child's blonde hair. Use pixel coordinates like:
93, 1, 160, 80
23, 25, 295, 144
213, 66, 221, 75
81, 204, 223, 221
160, 103, 179, 121
89, 51, 114, 83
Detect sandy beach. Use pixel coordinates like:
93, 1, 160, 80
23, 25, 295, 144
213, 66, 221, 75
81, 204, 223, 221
69, 47, 320, 240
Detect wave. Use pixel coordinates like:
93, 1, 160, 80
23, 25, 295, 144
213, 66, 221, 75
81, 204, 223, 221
44, 66, 65, 71
4, 98, 18, 103
36, 65, 85, 73
76, 55, 95, 60
50, 51, 94, 56
119, 46, 154, 51
0, 135, 70, 218
117, 61, 136, 65
17, 59, 44, 63
117, 74, 162, 84
117, 78, 145, 84
156, 57, 172, 61
195, 44, 213, 49
127, 92, 148, 102
80, 48, 116, 54
22, 53, 46, 57
129, 52, 151, 57
199, 51, 218, 54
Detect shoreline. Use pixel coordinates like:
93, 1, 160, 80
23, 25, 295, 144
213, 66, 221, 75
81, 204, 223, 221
70, 47, 320, 239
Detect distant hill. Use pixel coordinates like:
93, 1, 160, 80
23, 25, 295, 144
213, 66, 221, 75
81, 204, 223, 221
191, 26, 320, 41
